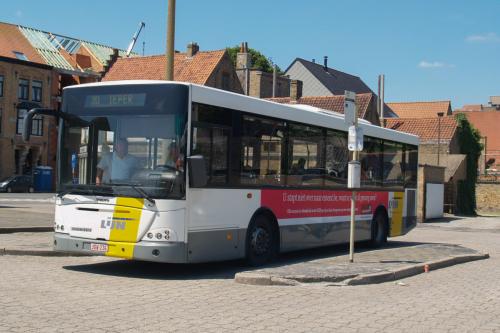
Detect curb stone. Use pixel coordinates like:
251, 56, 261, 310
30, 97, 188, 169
234, 252, 489, 287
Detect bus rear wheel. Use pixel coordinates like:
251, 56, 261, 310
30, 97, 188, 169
246, 214, 278, 266
370, 212, 388, 247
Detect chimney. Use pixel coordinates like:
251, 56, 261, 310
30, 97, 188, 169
323, 56, 328, 70
236, 42, 251, 69
187, 42, 199, 57
312, 58, 315, 63
290, 80, 303, 101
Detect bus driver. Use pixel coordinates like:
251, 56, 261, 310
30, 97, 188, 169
96, 138, 139, 185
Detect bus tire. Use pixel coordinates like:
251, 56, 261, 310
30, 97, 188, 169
246, 214, 278, 266
370, 211, 388, 247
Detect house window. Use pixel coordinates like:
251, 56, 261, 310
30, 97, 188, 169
32, 80, 42, 102
13, 51, 28, 61
18, 79, 29, 100
32, 114, 44, 136
0, 75, 4, 97
16, 109, 43, 136
0, 108, 2, 134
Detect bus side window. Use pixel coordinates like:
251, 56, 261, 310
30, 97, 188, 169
191, 126, 229, 186
287, 123, 324, 187
360, 137, 383, 187
324, 130, 348, 187
240, 115, 285, 186
383, 140, 404, 187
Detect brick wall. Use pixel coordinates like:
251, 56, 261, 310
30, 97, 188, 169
249, 70, 290, 98
476, 183, 500, 214
236, 68, 291, 98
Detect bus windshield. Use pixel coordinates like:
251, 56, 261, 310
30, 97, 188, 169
58, 84, 188, 200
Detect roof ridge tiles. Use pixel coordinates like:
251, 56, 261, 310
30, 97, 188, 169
387, 100, 451, 104
295, 57, 362, 78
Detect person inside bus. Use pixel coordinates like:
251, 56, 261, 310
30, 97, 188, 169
165, 142, 184, 171
291, 157, 306, 175
96, 138, 139, 185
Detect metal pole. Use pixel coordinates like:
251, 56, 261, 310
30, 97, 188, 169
349, 151, 358, 262
272, 64, 277, 98
437, 117, 441, 166
437, 113, 444, 166
166, 0, 176, 81
380, 74, 385, 127
349, 105, 359, 263
377, 75, 381, 126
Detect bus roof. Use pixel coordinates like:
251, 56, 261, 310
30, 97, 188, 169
64, 80, 419, 146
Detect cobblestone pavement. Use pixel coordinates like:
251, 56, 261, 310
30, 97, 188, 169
0, 200, 54, 229
0, 232, 53, 252
1, 216, 500, 332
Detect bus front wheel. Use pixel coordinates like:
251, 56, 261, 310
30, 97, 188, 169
370, 212, 388, 247
246, 214, 278, 266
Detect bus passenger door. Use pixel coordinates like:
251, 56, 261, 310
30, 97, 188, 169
389, 192, 405, 237
189, 124, 245, 261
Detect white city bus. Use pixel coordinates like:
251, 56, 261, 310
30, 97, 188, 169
24, 81, 419, 265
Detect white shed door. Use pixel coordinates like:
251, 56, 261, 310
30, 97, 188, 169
426, 183, 444, 219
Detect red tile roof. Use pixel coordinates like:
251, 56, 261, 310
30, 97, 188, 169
458, 104, 483, 112
268, 93, 374, 118
385, 116, 457, 142
461, 111, 500, 158
0, 22, 45, 64
387, 101, 452, 118
102, 50, 227, 84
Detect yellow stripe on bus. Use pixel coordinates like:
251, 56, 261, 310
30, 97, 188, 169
105, 241, 136, 259
389, 192, 404, 237
105, 197, 144, 259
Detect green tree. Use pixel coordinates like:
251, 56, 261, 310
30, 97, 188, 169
455, 113, 483, 215
226, 45, 282, 74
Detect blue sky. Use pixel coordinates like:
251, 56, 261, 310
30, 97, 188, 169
1, 0, 499, 107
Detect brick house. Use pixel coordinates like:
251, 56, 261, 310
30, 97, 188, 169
285, 57, 374, 96
268, 81, 382, 125
387, 101, 453, 118
459, 111, 500, 172
234, 42, 290, 98
386, 117, 466, 213
102, 43, 243, 94
0, 21, 129, 183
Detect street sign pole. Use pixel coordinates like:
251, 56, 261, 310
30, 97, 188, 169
349, 152, 358, 263
345, 91, 362, 263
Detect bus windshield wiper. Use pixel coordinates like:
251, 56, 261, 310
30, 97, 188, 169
58, 185, 113, 198
110, 182, 155, 205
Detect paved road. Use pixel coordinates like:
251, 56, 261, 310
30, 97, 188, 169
1, 216, 499, 332
0, 193, 55, 201
0, 193, 55, 229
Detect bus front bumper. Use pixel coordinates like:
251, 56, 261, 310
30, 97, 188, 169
54, 233, 187, 263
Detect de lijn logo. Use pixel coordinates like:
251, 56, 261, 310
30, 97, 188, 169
100, 216, 134, 230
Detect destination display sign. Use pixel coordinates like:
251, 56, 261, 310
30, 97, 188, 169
84, 93, 146, 108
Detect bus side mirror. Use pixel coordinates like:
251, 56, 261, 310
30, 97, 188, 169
187, 155, 208, 188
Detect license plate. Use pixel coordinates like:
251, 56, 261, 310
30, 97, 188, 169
90, 243, 108, 252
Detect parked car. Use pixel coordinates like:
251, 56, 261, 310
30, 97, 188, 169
0, 175, 35, 193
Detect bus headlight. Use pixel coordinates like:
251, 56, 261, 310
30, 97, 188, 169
143, 228, 177, 242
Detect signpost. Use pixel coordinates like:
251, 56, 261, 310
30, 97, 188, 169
344, 91, 363, 263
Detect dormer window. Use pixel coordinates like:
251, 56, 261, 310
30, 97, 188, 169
13, 51, 28, 61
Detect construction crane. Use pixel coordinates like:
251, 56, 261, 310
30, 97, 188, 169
126, 22, 145, 57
